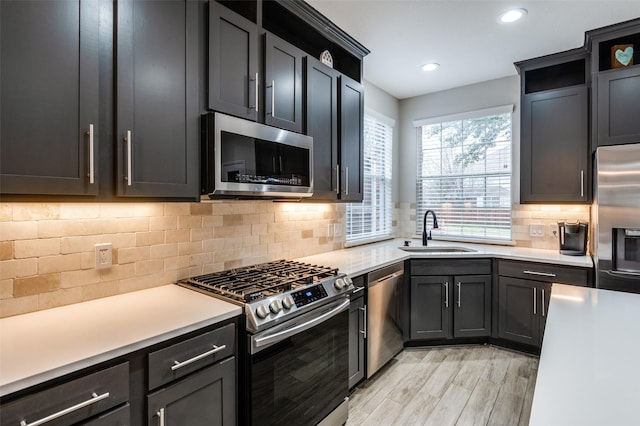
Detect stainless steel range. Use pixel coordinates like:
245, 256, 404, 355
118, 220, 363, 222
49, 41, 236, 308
177, 259, 353, 426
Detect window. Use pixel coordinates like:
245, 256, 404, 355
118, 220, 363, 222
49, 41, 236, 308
346, 112, 394, 245
415, 106, 512, 242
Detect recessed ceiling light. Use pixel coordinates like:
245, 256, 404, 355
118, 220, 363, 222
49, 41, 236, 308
498, 8, 527, 23
422, 63, 440, 72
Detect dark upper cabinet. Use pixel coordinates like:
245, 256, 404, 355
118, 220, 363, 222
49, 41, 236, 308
264, 33, 305, 133
520, 86, 589, 203
0, 0, 99, 196
208, 1, 258, 121
596, 66, 640, 146
516, 51, 590, 204
116, 0, 199, 199
305, 56, 340, 199
339, 75, 364, 202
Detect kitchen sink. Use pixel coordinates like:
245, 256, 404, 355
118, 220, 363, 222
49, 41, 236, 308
398, 246, 477, 253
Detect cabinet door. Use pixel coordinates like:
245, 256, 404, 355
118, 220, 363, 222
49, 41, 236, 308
348, 295, 365, 389
410, 276, 451, 340
597, 67, 640, 146
453, 275, 491, 338
264, 33, 304, 133
497, 277, 540, 346
0, 0, 99, 195
116, 0, 199, 198
208, 1, 258, 121
147, 357, 236, 426
538, 282, 552, 344
305, 56, 340, 200
339, 75, 364, 202
521, 86, 589, 203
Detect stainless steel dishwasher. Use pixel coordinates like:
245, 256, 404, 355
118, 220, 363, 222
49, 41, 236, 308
367, 262, 404, 378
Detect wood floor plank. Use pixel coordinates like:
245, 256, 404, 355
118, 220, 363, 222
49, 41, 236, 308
422, 348, 470, 398
391, 391, 440, 426
388, 348, 451, 405
424, 384, 471, 426
452, 346, 492, 391
456, 378, 501, 426
361, 397, 405, 425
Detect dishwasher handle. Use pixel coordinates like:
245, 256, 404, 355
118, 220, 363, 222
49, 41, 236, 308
369, 271, 403, 287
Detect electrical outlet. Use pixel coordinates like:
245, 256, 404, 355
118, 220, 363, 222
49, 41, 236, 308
550, 224, 558, 238
95, 243, 112, 270
333, 223, 343, 237
529, 224, 545, 237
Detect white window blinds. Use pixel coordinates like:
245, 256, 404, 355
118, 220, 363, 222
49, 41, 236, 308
416, 109, 512, 242
346, 113, 393, 245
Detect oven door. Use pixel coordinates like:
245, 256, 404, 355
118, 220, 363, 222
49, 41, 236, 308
248, 298, 349, 426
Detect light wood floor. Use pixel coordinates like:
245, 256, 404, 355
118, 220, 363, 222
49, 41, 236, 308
347, 345, 538, 426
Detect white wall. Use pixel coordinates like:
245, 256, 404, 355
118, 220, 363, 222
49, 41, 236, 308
397, 75, 521, 204
363, 80, 401, 202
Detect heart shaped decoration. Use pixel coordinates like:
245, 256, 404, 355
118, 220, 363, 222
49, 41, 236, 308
616, 47, 634, 66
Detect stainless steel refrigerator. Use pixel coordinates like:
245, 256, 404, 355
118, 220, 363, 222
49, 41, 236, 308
594, 143, 640, 293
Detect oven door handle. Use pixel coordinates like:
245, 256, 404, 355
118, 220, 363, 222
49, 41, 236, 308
252, 298, 350, 352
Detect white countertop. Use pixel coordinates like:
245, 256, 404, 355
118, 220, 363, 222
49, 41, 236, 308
296, 238, 593, 276
530, 284, 640, 425
0, 285, 241, 397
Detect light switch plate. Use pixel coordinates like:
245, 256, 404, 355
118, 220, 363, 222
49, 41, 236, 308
529, 224, 545, 237
95, 243, 113, 270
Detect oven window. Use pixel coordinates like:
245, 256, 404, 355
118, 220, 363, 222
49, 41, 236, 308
250, 310, 348, 426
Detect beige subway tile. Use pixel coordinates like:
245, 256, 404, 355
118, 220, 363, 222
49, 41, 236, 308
134, 204, 164, 217
164, 255, 190, 272
212, 249, 239, 264
38, 220, 73, 238
1, 279, 13, 299
251, 223, 268, 236
301, 229, 314, 239
61, 269, 101, 288
136, 231, 164, 247
164, 203, 190, 216
0, 258, 38, 279
190, 252, 214, 267
202, 238, 225, 252
260, 234, 275, 245
201, 263, 224, 275
60, 203, 100, 219
118, 217, 149, 233
149, 216, 177, 231
118, 246, 149, 264
99, 203, 136, 218
242, 235, 260, 247
191, 203, 213, 215
260, 213, 275, 224
179, 241, 203, 256
0, 295, 39, 318
81, 281, 120, 302
61, 235, 103, 254
38, 287, 83, 310
0, 221, 38, 241
224, 259, 243, 270
243, 214, 261, 225
202, 215, 223, 228
14, 273, 60, 297
14, 238, 61, 259
224, 238, 243, 250
100, 263, 136, 281
0, 204, 12, 222
39, 254, 82, 274
192, 227, 214, 241
1, 241, 13, 260
165, 229, 190, 244
150, 243, 178, 259
118, 271, 176, 293
223, 215, 243, 226
80, 252, 95, 270
12, 203, 60, 221
275, 231, 299, 243
179, 215, 203, 229
111, 233, 136, 249
135, 259, 165, 276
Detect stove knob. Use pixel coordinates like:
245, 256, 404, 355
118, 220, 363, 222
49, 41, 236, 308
344, 276, 353, 286
256, 304, 270, 319
269, 300, 283, 314
334, 278, 346, 290
282, 295, 295, 310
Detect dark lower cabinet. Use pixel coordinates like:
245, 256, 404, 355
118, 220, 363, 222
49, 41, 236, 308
0, 0, 99, 196
116, 0, 199, 198
597, 66, 640, 146
348, 291, 366, 389
147, 357, 236, 426
410, 275, 451, 340
453, 275, 493, 338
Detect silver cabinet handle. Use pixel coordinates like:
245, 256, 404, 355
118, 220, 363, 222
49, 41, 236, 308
444, 282, 449, 308
249, 72, 259, 112
344, 166, 349, 195
523, 270, 556, 278
542, 288, 546, 317
171, 344, 226, 371
580, 170, 584, 198
156, 407, 165, 426
268, 79, 275, 116
335, 165, 340, 194
87, 124, 95, 184
533, 288, 537, 315
19, 392, 110, 426
457, 282, 461, 308
124, 130, 132, 186
359, 305, 367, 339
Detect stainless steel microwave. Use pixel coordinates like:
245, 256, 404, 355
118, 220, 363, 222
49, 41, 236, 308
201, 112, 313, 199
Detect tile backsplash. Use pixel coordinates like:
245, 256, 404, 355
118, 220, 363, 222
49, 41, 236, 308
0, 202, 345, 318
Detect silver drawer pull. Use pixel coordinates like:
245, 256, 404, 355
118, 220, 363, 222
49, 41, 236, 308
523, 270, 556, 278
19, 392, 110, 426
171, 345, 226, 371
157, 407, 165, 426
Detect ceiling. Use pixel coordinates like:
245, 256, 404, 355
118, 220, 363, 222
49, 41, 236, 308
306, 0, 640, 99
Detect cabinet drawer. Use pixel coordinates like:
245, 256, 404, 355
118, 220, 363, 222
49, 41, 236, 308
410, 259, 491, 276
1, 363, 129, 426
498, 260, 589, 286
85, 403, 130, 425
148, 323, 235, 390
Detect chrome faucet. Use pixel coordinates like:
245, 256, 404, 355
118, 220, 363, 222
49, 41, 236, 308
422, 209, 439, 246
